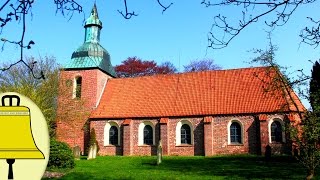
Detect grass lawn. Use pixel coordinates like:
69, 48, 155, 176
43, 155, 319, 180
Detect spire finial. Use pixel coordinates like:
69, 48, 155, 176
84, 2, 102, 29
91, 2, 98, 18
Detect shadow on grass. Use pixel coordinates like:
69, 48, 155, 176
43, 155, 319, 180
142, 155, 314, 179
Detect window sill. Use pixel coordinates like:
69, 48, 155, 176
104, 145, 120, 147
138, 145, 155, 147
176, 144, 193, 147
270, 142, 285, 144
228, 143, 244, 146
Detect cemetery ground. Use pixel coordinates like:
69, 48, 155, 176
42, 155, 320, 179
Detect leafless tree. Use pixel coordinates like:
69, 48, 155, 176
0, 0, 82, 79
198, 0, 318, 49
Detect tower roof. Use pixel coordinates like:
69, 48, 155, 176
64, 3, 116, 77
85, 3, 102, 28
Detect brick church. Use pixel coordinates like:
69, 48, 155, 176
56, 4, 304, 156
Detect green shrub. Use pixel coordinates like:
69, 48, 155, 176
48, 139, 75, 169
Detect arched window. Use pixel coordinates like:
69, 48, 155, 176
138, 122, 155, 146
104, 122, 120, 146
74, 76, 82, 98
230, 122, 242, 144
109, 126, 118, 145
143, 125, 153, 145
271, 121, 282, 142
176, 120, 193, 145
181, 124, 191, 144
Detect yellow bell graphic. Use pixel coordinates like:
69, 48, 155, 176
0, 95, 44, 179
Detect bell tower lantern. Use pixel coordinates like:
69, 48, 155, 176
56, 3, 115, 153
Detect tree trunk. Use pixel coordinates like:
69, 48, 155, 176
306, 169, 314, 180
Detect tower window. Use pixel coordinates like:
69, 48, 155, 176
74, 77, 82, 99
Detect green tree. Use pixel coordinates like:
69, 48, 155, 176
310, 61, 320, 112
0, 56, 59, 138
293, 61, 320, 180
251, 37, 320, 179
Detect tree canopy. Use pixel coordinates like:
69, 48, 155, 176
115, 57, 177, 77
310, 61, 320, 111
0, 56, 59, 138
183, 59, 221, 72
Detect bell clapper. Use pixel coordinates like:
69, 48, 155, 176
7, 159, 15, 180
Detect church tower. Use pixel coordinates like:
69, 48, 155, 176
56, 4, 115, 153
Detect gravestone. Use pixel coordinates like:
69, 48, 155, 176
92, 143, 97, 159
73, 146, 81, 160
157, 140, 162, 165
87, 143, 97, 160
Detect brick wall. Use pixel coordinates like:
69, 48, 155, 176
260, 114, 291, 155
91, 115, 293, 156
91, 120, 124, 156
56, 69, 111, 153
167, 118, 204, 156
209, 115, 257, 155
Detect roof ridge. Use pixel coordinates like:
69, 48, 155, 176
112, 66, 271, 80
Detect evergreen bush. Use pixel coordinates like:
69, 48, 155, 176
48, 139, 75, 169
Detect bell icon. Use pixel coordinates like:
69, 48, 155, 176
0, 95, 44, 179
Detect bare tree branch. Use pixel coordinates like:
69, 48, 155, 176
117, 0, 138, 19
0, 0, 83, 79
201, 0, 309, 49
300, 17, 320, 48
117, 0, 173, 19
156, 0, 173, 14
0, 0, 10, 12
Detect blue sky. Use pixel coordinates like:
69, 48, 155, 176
1, 0, 319, 107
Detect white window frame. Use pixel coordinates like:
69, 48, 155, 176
72, 76, 82, 99
104, 121, 120, 146
176, 120, 194, 145
268, 118, 286, 143
227, 119, 244, 145
138, 121, 155, 146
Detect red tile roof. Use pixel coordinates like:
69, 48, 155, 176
90, 67, 305, 119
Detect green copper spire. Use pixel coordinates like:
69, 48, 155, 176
84, 3, 102, 42
64, 3, 116, 77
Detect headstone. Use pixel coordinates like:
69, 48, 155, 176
157, 140, 162, 165
87, 145, 93, 160
92, 143, 97, 159
73, 146, 81, 160
265, 145, 272, 162
87, 143, 97, 160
